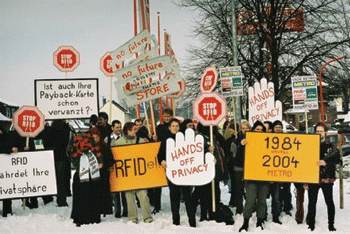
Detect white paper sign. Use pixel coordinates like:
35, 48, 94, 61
248, 78, 282, 125
35, 78, 99, 120
166, 129, 215, 186
0, 151, 57, 199
109, 30, 158, 71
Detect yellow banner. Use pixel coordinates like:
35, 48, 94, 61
244, 132, 320, 183
110, 142, 168, 192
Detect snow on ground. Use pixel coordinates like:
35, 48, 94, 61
1, 175, 350, 234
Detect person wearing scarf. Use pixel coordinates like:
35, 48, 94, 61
113, 122, 153, 224
70, 129, 103, 227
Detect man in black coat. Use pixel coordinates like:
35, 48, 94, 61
306, 122, 340, 232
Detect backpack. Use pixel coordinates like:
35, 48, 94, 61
214, 202, 234, 225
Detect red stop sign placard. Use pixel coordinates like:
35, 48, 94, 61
193, 92, 227, 126
53, 46, 80, 72
200, 66, 218, 93
13, 106, 45, 138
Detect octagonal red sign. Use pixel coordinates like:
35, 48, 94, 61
200, 66, 218, 93
100, 52, 114, 77
193, 92, 227, 126
53, 46, 80, 72
13, 106, 45, 138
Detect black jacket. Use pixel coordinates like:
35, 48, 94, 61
231, 131, 246, 168
319, 140, 340, 179
157, 131, 174, 165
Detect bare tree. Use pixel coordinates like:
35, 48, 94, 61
176, 0, 350, 117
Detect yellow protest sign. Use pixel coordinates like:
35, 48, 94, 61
110, 142, 168, 192
244, 132, 320, 183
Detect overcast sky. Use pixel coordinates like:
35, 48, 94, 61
0, 0, 197, 106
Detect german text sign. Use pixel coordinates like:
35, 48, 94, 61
35, 78, 99, 120
0, 151, 57, 199
244, 132, 320, 183
166, 129, 215, 185
110, 142, 167, 192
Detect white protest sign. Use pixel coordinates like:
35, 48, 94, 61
35, 78, 99, 120
115, 74, 181, 106
166, 128, 215, 186
109, 30, 158, 71
114, 55, 179, 82
0, 151, 57, 199
248, 78, 282, 125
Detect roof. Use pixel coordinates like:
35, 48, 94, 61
0, 97, 19, 107
100, 100, 129, 113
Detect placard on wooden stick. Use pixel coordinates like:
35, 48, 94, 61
244, 132, 320, 183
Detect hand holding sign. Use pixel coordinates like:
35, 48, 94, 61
166, 128, 215, 186
248, 78, 282, 125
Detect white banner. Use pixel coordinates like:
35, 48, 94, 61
35, 78, 99, 120
166, 129, 215, 186
109, 30, 158, 72
248, 78, 282, 125
115, 73, 181, 106
0, 151, 57, 199
114, 55, 179, 81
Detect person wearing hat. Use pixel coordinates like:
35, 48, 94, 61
273, 121, 293, 218
239, 121, 270, 232
269, 120, 284, 225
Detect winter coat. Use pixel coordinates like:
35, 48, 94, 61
113, 135, 146, 147
319, 140, 340, 181
231, 131, 246, 169
157, 131, 174, 165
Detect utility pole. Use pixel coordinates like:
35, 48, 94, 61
232, 0, 241, 124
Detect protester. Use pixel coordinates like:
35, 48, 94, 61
113, 122, 153, 224
269, 120, 283, 224
151, 108, 174, 214
97, 112, 112, 139
239, 120, 269, 232
70, 131, 104, 226
89, 127, 114, 217
180, 119, 195, 134
0, 126, 16, 217
157, 118, 196, 227
306, 122, 340, 231
223, 122, 237, 206
106, 120, 127, 218
263, 121, 273, 133
89, 114, 98, 128
47, 120, 72, 207
193, 123, 227, 222
231, 120, 251, 215
273, 121, 293, 217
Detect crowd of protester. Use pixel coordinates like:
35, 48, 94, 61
0, 109, 341, 231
